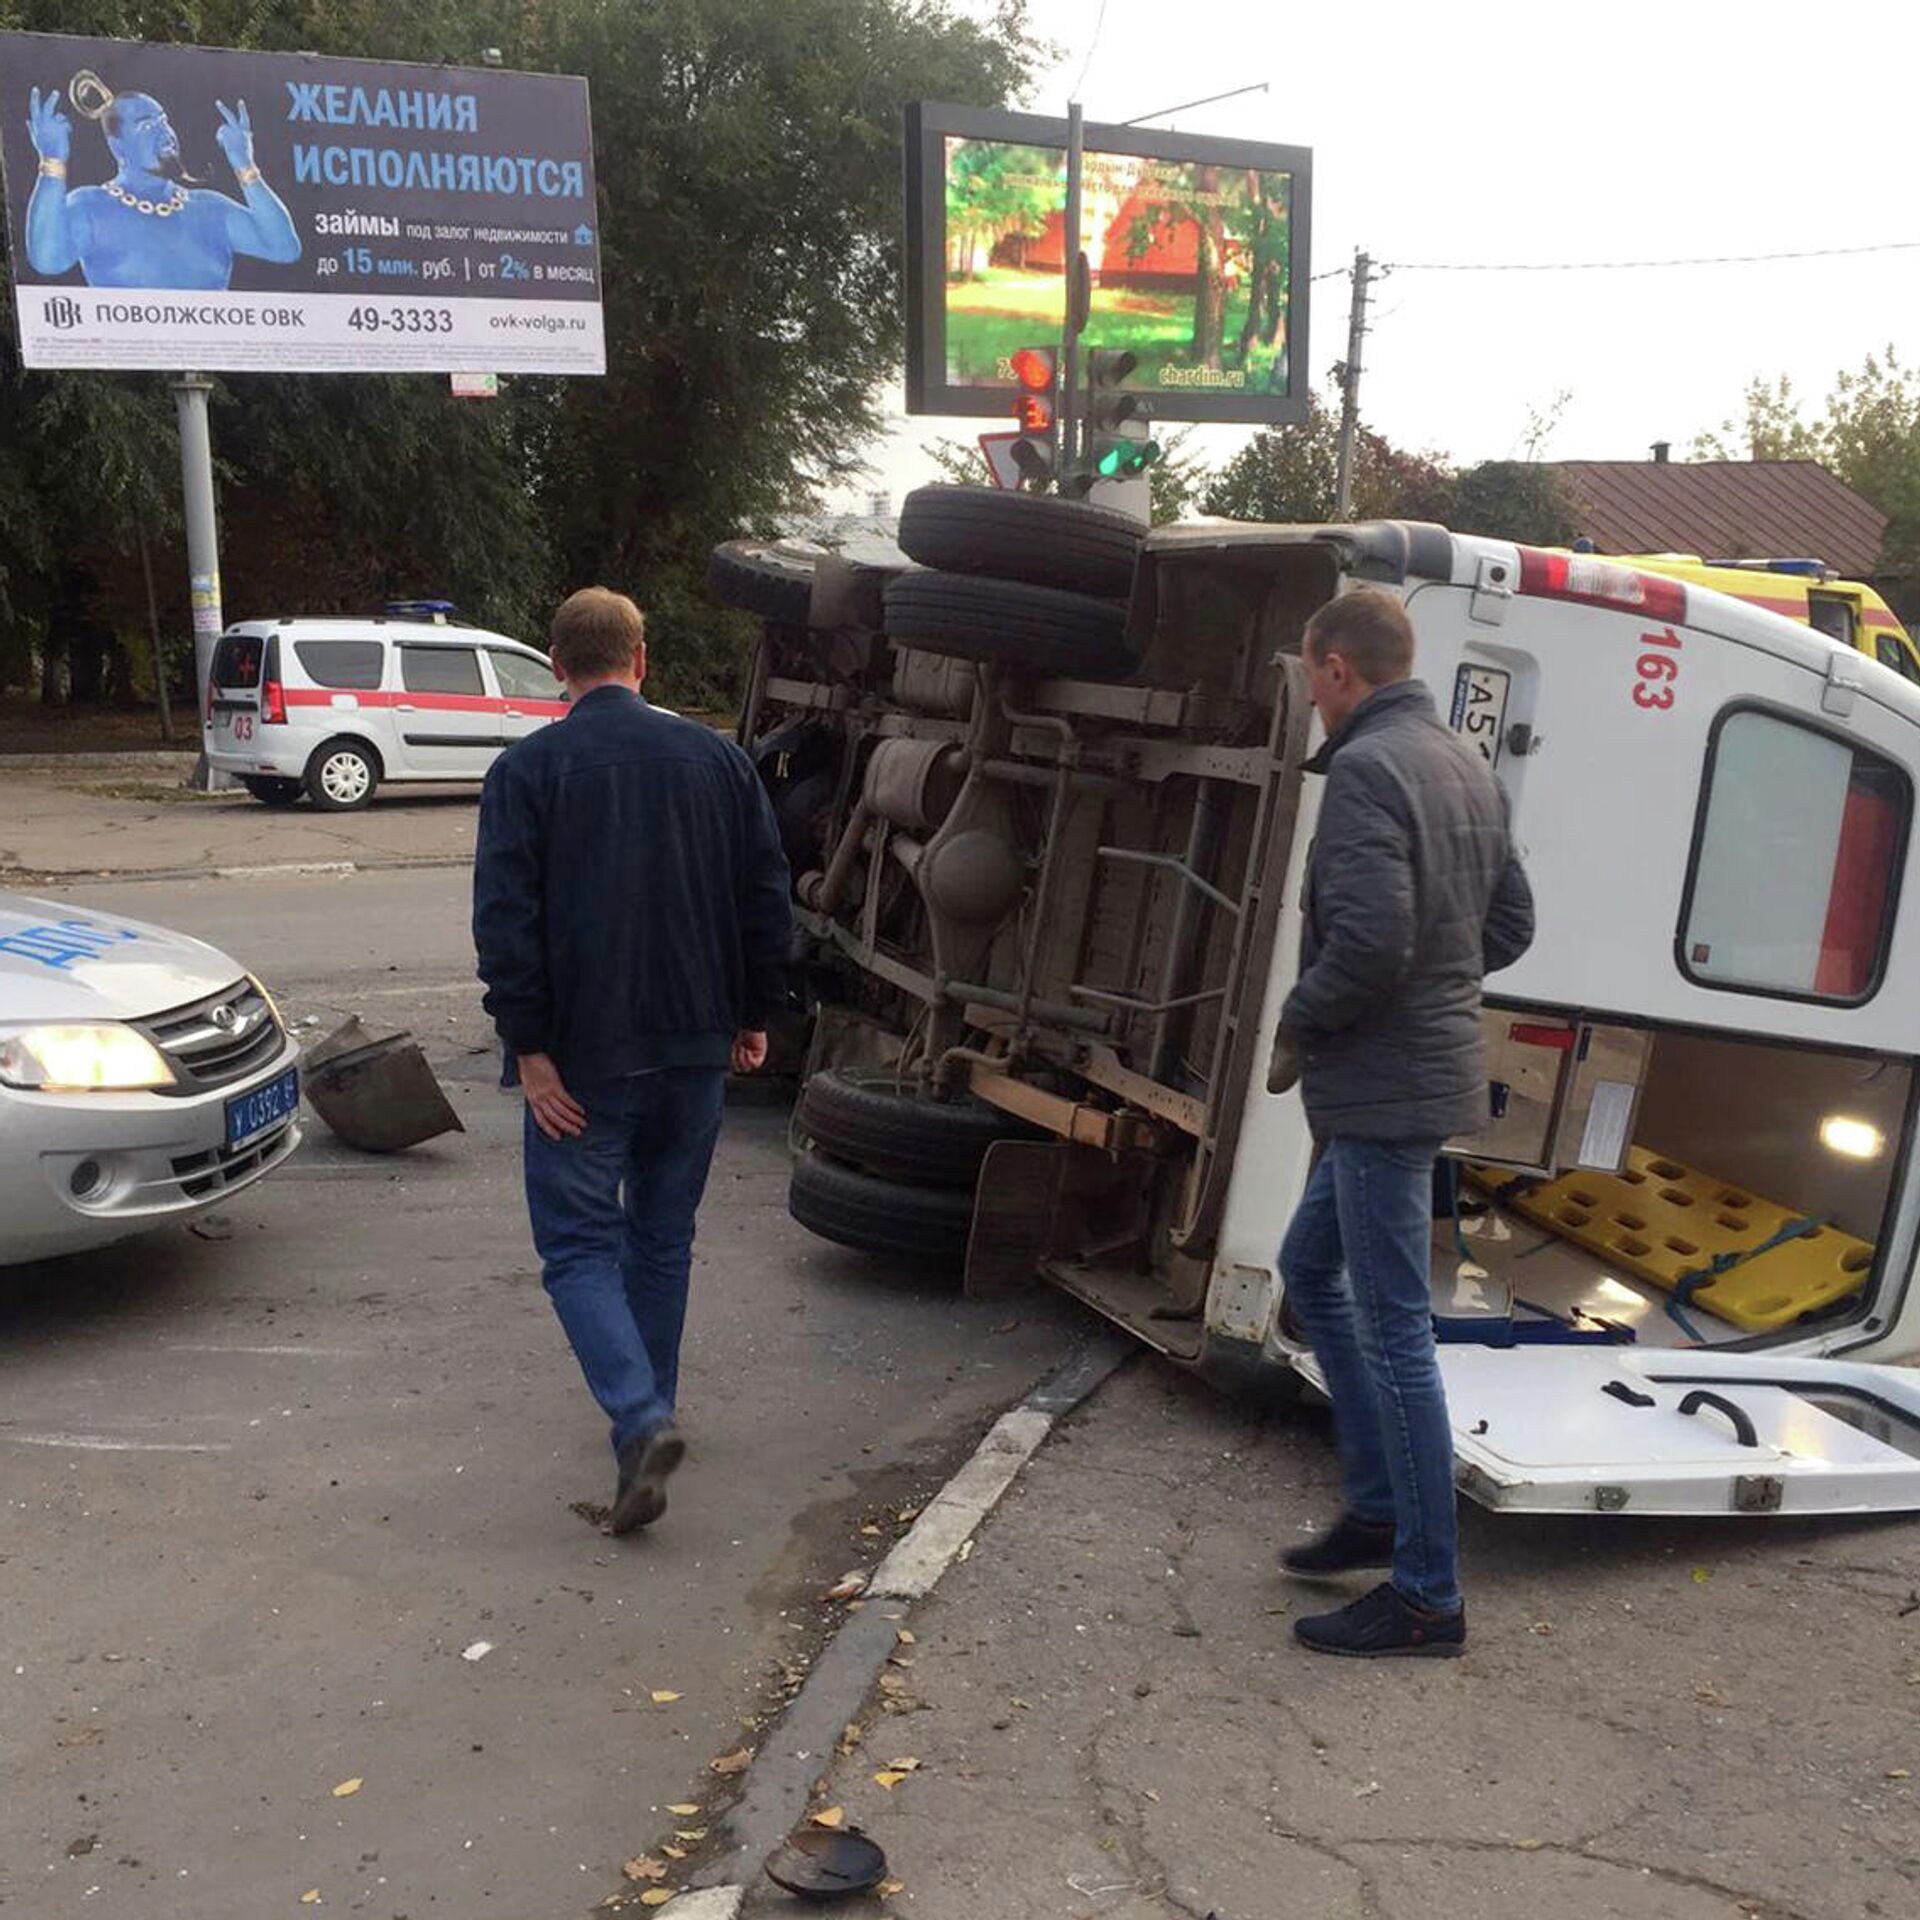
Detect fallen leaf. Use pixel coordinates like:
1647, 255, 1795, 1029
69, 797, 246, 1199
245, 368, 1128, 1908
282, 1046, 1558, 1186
860, 1524, 882, 1537
873, 1770, 910, 1790
957, 1538, 974, 1563
300, 1894, 321, 1907
896, 1508, 922, 1525
1010, 1697, 1032, 1711
665, 1804, 700, 1817
650, 1690, 682, 1705
1690, 1566, 1713, 1585
895, 1629, 916, 1647
56, 1728, 103, 1748
662, 1846, 686, 1860
1888, 1768, 1912, 1780
1144, 1788, 1161, 1803
331, 1777, 363, 1798
811, 1806, 845, 1829
622, 1857, 668, 1883
885, 1757, 921, 1772
879, 1879, 906, 1896
710, 1748, 753, 1776
838, 1723, 864, 1755
824, 1571, 867, 1602
461, 1640, 494, 1662
1529, 1621, 1553, 1636
674, 1829, 708, 1842
639, 1893, 675, 1909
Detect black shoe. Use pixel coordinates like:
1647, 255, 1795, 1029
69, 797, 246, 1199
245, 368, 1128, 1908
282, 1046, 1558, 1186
1281, 1513, 1396, 1580
609, 1425, 686, 1535
1294, 1582, 1465, 1659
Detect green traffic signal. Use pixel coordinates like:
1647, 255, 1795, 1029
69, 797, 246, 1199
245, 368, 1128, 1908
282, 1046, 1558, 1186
1095, 438, 1163, 479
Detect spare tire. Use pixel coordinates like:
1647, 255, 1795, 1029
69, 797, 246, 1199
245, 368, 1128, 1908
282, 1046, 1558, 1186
883, 570, 1133, 680
898, 485, 1145, 599
798, 1068, 1041, 1188
788, 1149, 973, 1263
707, 540, 817, 624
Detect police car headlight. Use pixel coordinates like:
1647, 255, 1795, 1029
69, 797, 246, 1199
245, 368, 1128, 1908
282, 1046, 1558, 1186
0, 1024, 178, 1092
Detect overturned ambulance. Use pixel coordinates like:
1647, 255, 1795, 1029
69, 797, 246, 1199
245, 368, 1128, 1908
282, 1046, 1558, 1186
715, 489, 1920, 1519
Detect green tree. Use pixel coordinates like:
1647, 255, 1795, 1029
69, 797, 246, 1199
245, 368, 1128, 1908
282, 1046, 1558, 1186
1199, 390, 1454, 524
1693, 350, 1920, 610
1448, 461, 1579, 546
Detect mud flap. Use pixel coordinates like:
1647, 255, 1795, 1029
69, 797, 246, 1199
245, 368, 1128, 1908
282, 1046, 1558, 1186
964, 1140, 1064, 1298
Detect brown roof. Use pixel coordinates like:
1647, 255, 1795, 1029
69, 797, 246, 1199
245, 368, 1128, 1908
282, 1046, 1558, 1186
1544, 460, 1888, 578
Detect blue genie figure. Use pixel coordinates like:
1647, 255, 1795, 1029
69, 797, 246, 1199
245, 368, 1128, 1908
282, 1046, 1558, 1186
25, 69, 300, 289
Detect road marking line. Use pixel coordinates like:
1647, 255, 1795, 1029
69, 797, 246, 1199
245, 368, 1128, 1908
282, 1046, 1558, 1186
4, 1434, 230, 1453
164, 1344, 364, 1357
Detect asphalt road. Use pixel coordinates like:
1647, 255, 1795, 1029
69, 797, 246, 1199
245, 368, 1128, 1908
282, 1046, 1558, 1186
1, 864, 1088, 1919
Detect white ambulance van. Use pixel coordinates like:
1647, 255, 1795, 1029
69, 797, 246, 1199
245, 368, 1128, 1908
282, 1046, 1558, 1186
757, 509, 1920, 1523
202, 614, 566, 809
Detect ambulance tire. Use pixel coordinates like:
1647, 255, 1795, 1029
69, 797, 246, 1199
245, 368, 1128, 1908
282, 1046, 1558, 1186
897, 485, 1145, 599
882, 570, 1134, 679
797, 1067, 1040, 1188
707, 540, 816, 626
304, 738, 381, 812
788, 1148, 973, 1264
242, 777, 305, 807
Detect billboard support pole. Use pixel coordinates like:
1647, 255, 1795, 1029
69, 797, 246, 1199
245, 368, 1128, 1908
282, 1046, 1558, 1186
1333, 249, 1371, 520
171, 371, 225, 789
1058, 100, 1085, 477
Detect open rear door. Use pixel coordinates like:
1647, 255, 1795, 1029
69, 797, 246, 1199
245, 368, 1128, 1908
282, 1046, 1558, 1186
1292, 1346, 1920, 1516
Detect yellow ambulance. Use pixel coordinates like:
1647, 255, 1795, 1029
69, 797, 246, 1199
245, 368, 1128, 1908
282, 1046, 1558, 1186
1616, 553, 1920, 685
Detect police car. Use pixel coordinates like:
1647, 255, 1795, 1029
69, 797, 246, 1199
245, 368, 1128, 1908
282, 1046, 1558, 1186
0, 894, 302, 1266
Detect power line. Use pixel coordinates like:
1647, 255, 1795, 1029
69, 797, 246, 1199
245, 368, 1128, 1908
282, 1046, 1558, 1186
1377, 239, 1920, 274
1071, 0, 1110, 99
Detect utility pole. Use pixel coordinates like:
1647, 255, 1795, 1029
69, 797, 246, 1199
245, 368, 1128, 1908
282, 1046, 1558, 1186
171, 372, 223, 785
1333, 249, 1371, 520
1058, 100, 1087, 477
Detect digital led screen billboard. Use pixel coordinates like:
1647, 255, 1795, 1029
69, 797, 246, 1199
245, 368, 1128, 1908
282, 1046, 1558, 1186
904, 100, 1310, 425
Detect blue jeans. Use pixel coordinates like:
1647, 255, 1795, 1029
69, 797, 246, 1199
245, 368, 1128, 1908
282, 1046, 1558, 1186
1279, 1136, 1461, 1613
522, 1067, 727, 1455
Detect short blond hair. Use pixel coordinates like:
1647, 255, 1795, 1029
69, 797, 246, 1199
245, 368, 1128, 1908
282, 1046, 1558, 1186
550, 586, 645, 680
1303, 588, 1414, 686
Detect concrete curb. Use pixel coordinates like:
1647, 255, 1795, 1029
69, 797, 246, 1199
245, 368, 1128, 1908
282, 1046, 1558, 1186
687, 1329, 1133, 1907
5, 854, 473, 887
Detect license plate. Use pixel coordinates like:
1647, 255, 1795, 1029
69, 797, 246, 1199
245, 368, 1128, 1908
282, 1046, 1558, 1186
226, 1066, 299, 1149
1450, 662, 1511, 766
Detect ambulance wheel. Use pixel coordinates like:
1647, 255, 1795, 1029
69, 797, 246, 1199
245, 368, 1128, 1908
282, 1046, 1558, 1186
788, 1149, 973, 1264
707, 540, 816, 625
305, 738, 380, 811
882, 570, 1134, 680
241, 776, 305, 807
797, 1067, 1040, 1188
897, 485, 1145, 599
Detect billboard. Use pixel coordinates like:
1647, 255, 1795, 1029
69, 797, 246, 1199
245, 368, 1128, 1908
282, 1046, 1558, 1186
0, 31, 602, 374
904, 101, 1310, 426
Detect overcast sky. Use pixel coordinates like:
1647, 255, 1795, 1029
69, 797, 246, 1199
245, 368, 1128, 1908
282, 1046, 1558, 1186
839, 0, 1920, 508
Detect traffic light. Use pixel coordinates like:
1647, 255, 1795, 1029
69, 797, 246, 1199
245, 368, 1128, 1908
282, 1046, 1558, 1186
1073, 347, 1161, 496
1008, 344, 1059, 487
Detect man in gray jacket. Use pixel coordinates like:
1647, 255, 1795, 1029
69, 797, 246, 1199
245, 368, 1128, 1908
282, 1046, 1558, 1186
1272, 587, 1533, 1657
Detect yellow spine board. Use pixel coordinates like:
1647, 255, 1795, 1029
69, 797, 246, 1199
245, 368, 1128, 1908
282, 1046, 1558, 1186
1469, 1147, 1873, 1333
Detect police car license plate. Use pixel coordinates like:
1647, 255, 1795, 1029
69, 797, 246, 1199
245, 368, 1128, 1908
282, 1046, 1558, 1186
226, 1067, 299, 1149
1449, 663, 1510, 766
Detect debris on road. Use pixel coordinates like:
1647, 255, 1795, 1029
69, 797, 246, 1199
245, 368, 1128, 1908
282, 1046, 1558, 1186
461, 1640, 494, 1662
710, 1747, 753, 1776
764, 1823, 888, 1900
330, 1777, 362, 1798
302, 1015, 464, 1152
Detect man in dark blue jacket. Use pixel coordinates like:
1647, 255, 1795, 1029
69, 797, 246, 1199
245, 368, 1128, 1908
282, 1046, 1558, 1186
473, 587, 792, 1534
